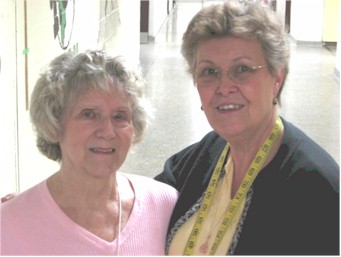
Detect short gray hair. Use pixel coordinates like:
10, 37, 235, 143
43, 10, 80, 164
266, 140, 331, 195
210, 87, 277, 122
181, 0, 290, 101
30, 50, 150, 161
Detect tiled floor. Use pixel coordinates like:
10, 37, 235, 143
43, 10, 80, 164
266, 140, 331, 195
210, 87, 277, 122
120, 2, 340, 178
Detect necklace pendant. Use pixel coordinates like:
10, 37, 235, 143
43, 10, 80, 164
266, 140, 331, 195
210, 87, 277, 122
199, 235, 211, 255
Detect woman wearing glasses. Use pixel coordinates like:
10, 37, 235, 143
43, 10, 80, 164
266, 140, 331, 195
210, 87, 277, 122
156, 1, 339, 255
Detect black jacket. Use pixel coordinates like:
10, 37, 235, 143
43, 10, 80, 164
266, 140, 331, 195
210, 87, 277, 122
155, 118, 339, 255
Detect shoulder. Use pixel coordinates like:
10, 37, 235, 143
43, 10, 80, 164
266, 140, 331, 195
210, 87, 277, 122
170, 130, 225, 161
280, 118, 339, 191
1, 181, 47, 228
155, 131, 226, 186
170, 130, 227, 178
122, 173, 178, 201
1, 182, 44, 210
282, 118, 338, 171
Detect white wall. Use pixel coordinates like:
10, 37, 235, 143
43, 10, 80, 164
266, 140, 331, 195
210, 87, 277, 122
322, 0, 340, 42
275, 0, 286, 30
335, 1, 341, 80
148, 0, 169, 39
290, 0, 324, 42
0, 0, 19, 195
288, 0, 340, 80
118, 0, 141, 63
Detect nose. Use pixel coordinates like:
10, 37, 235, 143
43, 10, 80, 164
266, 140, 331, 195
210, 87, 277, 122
97, 117, 116, 140
216, 71, 238, 95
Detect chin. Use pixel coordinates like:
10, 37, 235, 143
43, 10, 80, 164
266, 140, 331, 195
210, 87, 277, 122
214, 124, 244, 140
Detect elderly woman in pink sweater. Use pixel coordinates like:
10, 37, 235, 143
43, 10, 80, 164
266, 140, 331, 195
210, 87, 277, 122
1, 50, 178, 255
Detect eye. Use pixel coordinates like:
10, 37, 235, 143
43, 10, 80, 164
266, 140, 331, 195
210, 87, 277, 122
114, 113, 126, 121
196, 67, 220, 81
81, 109, 96, 119
202, 67, 219, 77
235, 65, 253, 74
113, 111, 131, 123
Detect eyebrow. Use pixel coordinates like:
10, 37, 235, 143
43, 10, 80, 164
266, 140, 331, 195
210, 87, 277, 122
231, 56, 253, 63
116, 106, 132, 113
196, 56, 254, 67
196, 59, 214, 65
73, 102, 132, 113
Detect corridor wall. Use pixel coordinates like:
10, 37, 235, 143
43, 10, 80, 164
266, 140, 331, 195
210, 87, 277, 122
278, 0, 340, 80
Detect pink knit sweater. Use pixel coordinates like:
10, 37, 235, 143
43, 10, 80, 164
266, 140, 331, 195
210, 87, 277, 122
1, 173, 178, 255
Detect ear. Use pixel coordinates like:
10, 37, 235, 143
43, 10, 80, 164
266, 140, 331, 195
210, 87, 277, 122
53, 128, 63, 145
273, 68, 285, 98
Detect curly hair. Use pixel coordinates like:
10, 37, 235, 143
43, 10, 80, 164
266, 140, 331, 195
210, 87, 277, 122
181, 0, 290, 102
30, 50, 150, 161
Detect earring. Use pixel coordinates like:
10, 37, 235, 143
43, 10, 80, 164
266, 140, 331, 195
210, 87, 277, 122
201, 106, 203, 111
273, 97, 278, 105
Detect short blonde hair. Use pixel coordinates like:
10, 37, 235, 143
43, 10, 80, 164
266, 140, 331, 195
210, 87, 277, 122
181, 0, 290, 102
30, 50, 150, 161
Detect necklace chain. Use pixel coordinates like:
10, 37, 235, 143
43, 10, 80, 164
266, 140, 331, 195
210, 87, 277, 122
116, 180, 122, 256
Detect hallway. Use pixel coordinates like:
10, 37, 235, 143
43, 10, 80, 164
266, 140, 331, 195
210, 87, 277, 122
120, 2, 340, 178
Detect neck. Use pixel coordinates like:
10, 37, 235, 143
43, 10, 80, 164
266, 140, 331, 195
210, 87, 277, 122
228, 114, 283, 196
47, 170, 119, 210
46, 171, 132, 243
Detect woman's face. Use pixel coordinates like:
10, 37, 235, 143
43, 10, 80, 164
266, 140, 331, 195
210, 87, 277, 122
195, 36, 283, 141
57, 87, 134, 179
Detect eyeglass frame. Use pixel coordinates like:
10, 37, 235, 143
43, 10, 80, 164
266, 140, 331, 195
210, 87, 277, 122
194, 64, 267, 85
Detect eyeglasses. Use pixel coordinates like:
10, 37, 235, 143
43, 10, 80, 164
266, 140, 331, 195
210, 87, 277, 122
194, 64, 267, 85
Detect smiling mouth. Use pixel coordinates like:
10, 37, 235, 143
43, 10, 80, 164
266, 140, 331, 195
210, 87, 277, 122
90, 148, 116, 153
217, 104, 243, 111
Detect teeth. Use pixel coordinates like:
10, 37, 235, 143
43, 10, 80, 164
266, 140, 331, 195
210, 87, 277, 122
218, 104, 243, 110
90, 148, 115, 153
